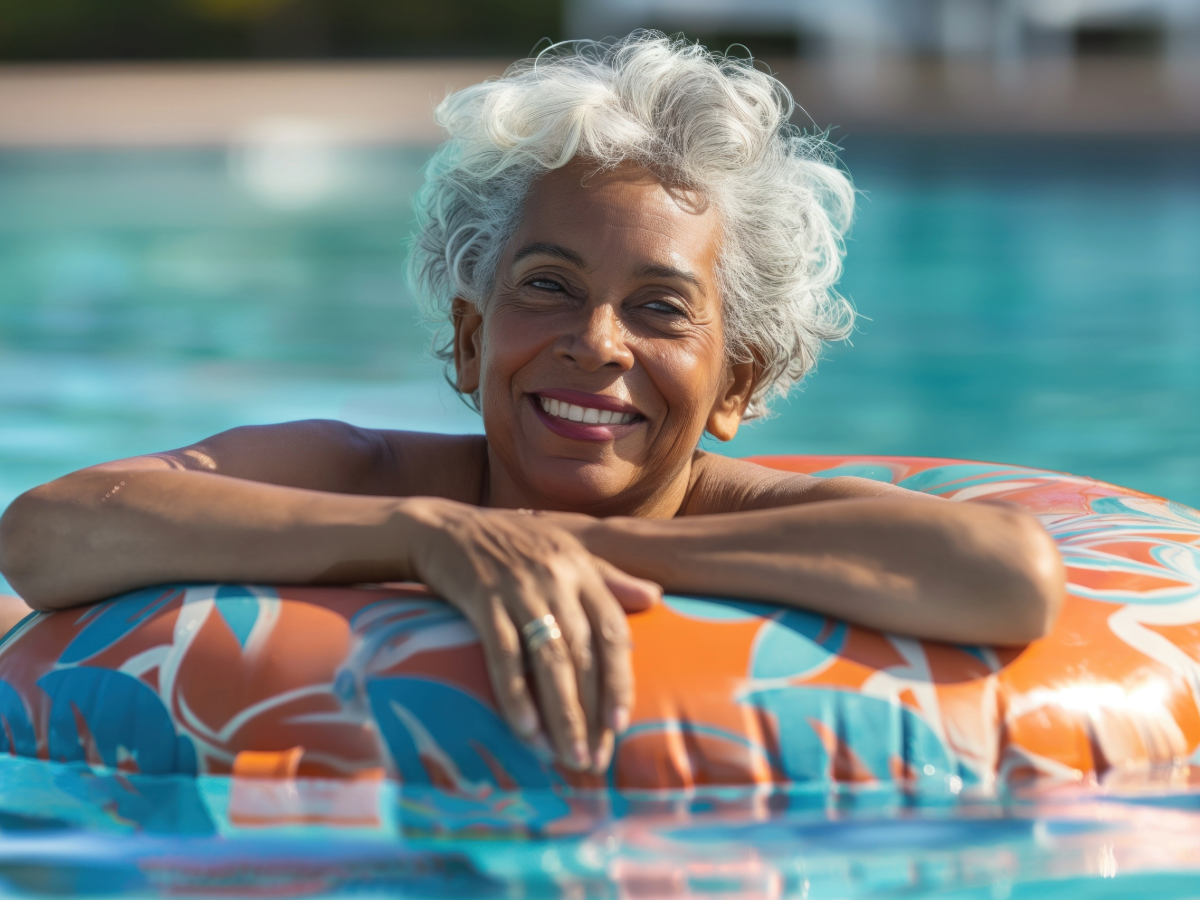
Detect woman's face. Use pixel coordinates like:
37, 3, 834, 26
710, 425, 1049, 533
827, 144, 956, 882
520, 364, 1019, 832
453, 160, 754, 516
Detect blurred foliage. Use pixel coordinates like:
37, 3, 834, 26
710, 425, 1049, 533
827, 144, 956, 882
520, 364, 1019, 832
186, 0, 297, 21
0, 0, 562, 60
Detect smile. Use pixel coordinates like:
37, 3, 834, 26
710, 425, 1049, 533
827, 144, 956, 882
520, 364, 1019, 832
538, 396, 637, 425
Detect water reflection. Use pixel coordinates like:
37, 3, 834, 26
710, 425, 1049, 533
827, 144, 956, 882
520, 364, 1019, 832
3, 755, 1200, 898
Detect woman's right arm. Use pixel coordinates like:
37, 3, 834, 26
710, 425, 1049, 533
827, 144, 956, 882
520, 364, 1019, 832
0, 421, 655, 773
0, 420, 436, 609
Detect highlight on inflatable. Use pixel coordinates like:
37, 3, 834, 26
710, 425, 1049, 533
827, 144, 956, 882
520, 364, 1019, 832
2, 454, 1199, 808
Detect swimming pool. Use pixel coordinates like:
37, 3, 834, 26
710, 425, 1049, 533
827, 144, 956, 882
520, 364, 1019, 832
1, 137, 1199, 896
2, 137, 1196, 566
6, 752, 1200, 897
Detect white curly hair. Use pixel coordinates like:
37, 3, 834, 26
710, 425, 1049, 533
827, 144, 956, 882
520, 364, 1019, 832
408, 31, 855, 420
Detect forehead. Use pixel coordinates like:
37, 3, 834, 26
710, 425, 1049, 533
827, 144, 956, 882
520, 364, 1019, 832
513, 162, 721, 277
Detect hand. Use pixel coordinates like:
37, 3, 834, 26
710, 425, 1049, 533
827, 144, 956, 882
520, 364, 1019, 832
401, 498, 661, 772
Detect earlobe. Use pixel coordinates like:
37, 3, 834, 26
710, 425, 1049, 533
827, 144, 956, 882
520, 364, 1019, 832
706, 360, 757, 442
451, 298, 483, 395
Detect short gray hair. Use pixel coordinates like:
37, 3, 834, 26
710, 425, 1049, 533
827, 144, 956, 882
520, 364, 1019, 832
408, 32, 855, 420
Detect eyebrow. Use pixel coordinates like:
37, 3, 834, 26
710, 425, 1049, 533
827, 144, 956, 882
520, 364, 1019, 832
511, 243, 704, 292
635, 263, 704, 291
511, 242, 587, 268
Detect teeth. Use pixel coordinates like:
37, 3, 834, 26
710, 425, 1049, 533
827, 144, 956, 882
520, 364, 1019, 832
539, 396, 635, 426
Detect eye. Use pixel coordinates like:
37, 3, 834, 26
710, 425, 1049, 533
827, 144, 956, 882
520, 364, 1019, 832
643, 298, 685, 316
528, 277, 565, 292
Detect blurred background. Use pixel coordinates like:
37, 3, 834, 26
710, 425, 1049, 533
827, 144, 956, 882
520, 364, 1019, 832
1, 0, 1198, 593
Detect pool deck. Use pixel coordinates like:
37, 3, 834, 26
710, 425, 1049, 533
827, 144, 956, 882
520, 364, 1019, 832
1, 57, 1198, 148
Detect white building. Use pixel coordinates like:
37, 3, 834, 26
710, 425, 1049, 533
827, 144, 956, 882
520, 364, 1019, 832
565, 0, 1200, 63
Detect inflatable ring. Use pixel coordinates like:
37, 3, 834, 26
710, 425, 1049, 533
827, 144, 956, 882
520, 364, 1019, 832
2, 455, 1199, 796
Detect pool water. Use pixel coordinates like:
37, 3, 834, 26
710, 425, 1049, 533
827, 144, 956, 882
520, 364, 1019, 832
2, 138, 1198, 552
4, 752, 1200, 898
6, 752, 1200, 899
1, 137, 1199, 897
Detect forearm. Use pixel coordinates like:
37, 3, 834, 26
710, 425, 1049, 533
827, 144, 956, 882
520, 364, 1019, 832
575, 499, 1064, 645
0, 468, 422, 610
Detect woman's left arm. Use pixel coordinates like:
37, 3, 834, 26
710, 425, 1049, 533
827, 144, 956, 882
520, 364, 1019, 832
568, 494, 1064, 647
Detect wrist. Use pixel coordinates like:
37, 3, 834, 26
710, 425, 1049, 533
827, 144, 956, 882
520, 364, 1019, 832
387, 496, 455, 575
527, 509, 594, 541
571, 514, 652, 567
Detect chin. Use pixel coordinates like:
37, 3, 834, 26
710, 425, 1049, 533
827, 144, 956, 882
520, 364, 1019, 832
525, 459, 634, 513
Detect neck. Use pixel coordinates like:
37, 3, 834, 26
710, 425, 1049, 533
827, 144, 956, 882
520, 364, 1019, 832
481, 443, 695, 519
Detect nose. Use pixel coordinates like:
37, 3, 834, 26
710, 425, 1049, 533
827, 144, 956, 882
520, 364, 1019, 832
553, 303, 634, 372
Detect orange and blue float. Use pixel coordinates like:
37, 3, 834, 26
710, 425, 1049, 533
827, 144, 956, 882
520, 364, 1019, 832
2, 453, 1199, 815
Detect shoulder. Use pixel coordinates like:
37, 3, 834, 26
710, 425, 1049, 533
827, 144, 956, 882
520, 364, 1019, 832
369, 429, 488, 501
681, 451, 932, 515
167, 421, 487, 502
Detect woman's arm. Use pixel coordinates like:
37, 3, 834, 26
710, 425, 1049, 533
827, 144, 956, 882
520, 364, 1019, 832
570, 494, 1064, 646
0, 420, 443, 608
0, 595, 33, 637
0, 462, 417, 609
0, 421, 650, 773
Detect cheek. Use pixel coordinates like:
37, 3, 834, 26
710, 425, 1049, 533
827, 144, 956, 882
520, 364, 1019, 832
479, 311, 550, 394
644, 340, 726, 424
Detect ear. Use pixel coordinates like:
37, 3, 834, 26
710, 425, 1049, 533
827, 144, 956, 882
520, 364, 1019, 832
706, 360, 757, 441
451, 297, 484, 395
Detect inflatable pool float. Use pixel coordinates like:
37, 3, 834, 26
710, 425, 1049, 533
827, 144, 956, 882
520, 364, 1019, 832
1, 455, 1199, 796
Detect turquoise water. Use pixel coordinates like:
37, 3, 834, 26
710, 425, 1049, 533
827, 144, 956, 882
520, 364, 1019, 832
4, 753, 1200, 898
1, 138, 1199, 896
2, 139, 1198, 549
2, 139, 1197, 572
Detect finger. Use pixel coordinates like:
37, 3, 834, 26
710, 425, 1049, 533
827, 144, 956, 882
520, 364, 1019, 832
553, 585, 604, 767
522, 610, 591, 771
580, 572, 635, 748
597, 559, 662, 613
473, 600, 540, 741
591, 728, 615, 776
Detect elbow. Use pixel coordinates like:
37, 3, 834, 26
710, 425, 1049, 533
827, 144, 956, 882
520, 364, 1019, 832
984, 508, 1066, 646
0, 493, 39, 608
0, 489, 78, 612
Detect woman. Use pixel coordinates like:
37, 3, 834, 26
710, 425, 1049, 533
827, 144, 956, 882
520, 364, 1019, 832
0, 35, 1063, 776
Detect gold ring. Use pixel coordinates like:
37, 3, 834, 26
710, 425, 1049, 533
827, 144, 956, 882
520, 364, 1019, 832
522, 613, 562, 655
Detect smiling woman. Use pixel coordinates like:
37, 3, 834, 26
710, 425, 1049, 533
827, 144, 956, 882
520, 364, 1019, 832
454, 161, 742, 516
411, 38, 855, 423
0, 33, 1064, 776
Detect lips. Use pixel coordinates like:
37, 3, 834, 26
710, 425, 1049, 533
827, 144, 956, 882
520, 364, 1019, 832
538, 395, 636, 425
529, 390, 644, 442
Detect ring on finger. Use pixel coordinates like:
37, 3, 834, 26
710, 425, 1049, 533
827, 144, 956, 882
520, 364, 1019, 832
522, 613, 562, 655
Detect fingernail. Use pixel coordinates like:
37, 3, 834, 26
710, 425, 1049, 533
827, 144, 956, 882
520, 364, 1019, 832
592, 735, 614, 774
528, 732, 554, 760
516, 707, 538, 737
571, 739, 590, 769
612, 706, 630, 734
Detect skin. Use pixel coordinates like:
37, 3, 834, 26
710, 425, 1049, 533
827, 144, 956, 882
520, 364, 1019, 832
0, 160, 1066, 774
465, 168, 744, 518
0, 595, 30, 637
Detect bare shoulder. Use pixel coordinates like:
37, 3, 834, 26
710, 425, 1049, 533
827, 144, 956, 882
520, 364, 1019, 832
371, 429, 488, 502
681, 451, 934, 515
125, 421, 487, 502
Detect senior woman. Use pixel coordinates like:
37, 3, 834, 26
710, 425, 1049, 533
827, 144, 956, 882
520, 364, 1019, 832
0, 35, 1063, 776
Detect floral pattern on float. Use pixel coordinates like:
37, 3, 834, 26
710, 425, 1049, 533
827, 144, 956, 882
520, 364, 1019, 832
1, 455, 1199, 799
